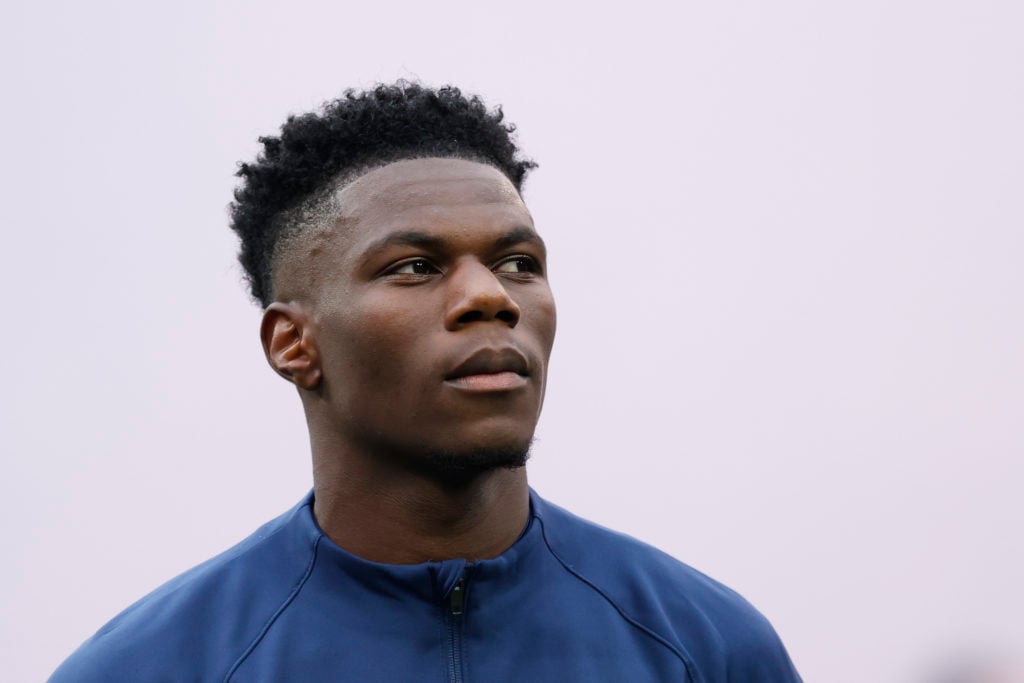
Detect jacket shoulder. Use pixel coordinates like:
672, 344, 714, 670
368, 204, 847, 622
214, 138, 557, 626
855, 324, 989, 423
49, 498, 320, 683
533, 494, 802, 681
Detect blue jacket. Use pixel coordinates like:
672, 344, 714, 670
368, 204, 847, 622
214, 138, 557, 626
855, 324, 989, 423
50, 490, 801, 682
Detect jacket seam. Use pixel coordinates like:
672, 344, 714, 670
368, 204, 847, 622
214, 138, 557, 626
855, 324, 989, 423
223, 533, 323, 682
91, 517, 300, 643
534, 514, 699, 683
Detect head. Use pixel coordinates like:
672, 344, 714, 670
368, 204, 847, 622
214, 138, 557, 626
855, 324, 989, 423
229, 83, 556, 480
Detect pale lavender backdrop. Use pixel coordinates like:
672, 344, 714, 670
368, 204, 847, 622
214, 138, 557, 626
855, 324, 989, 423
2, 1, 1022, 681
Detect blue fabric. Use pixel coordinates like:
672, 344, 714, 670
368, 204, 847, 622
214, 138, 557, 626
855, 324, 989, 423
50, 490, 802, 682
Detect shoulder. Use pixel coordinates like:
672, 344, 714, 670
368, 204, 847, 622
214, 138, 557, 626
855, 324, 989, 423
49, 495, 322, 683
532, 493, 802, 682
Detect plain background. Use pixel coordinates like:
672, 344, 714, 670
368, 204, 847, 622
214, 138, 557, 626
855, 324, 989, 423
2, 1, 1022, 681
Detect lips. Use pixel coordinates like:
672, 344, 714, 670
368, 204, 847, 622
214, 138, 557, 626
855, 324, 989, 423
444, 348, 530, 381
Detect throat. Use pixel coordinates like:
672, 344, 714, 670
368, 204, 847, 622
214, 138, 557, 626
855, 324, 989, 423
311, 465, 530, 565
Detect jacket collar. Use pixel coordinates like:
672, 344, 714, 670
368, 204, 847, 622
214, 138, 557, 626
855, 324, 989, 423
291, 488, 546, 602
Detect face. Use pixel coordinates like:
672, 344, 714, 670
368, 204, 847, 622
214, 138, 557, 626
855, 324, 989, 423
273, 158, 556, 472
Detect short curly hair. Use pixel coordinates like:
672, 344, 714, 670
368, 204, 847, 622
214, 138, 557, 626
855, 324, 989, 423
229, 82, 537, 307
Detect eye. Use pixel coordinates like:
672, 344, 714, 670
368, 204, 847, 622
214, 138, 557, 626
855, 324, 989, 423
388, 259, 439, 276
493, 255, 541, 274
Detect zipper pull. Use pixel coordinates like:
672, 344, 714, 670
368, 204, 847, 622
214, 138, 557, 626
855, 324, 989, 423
449, 577, 465, 616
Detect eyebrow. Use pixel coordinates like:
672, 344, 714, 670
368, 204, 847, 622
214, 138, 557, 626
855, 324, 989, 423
494, 226, 546, 251
362, 226, 545, 257
365, 230, 445, 254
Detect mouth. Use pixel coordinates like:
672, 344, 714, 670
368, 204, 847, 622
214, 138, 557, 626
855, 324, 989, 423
444, 348, 530, 392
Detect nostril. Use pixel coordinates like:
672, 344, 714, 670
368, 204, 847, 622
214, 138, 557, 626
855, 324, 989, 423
496, 310, 518, 325
454, 309, 518, 326
457, 310, 484, 324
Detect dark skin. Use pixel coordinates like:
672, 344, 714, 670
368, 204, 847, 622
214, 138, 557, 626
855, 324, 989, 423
260, 158, 557, 564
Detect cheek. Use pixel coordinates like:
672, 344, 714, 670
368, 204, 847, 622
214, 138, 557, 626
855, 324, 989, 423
521, 288, 557, 353
321, 300, 429, 386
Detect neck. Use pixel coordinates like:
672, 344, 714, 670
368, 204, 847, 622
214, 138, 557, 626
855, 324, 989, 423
310, 445, 530, 565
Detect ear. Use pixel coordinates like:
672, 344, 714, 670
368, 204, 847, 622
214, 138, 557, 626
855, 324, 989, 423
260, 302, 322, 390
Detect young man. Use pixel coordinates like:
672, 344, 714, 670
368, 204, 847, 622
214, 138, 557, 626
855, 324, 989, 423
50, 83, 802, 682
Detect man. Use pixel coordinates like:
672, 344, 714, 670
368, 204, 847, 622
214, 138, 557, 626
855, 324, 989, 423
50, 83, 802, 682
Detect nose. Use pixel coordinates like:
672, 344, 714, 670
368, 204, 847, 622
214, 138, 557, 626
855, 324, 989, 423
444, 260, 521, 330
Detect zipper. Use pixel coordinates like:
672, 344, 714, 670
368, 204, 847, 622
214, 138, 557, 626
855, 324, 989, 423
449, 577, 465, 616
445, 573, 467, 683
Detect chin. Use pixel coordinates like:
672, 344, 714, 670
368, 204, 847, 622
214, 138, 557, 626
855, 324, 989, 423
413, 436, 534, 481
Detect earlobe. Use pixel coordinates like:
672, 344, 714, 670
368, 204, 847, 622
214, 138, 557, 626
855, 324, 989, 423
260, 303, 322, 390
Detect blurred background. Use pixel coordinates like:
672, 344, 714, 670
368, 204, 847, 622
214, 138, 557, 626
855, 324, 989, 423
2, 1, 1022, 680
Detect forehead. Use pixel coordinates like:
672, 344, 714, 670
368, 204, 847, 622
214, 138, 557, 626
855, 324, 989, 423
272, 158, 533, 301
336, 157, 525, 226
331, 158, 535, 261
